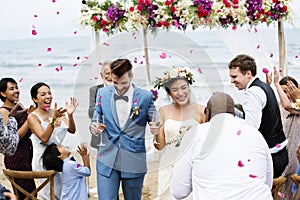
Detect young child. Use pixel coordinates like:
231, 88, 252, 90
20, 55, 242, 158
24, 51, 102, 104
42, 143, 90, 200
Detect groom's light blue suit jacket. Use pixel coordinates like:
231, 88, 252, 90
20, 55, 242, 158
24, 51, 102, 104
93, 85, 156, 178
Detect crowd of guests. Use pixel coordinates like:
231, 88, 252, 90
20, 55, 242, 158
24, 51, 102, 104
1, 54, 300, 200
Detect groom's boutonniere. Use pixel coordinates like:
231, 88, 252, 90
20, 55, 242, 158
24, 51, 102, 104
130, 98, 140, 120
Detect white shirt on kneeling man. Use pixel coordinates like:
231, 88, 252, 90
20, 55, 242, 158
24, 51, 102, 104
170, 92, 273, 200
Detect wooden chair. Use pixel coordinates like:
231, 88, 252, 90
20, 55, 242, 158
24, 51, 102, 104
3, 169, 56, 200
272, 176, 287, 200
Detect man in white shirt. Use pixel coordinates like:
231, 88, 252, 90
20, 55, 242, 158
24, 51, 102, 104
228, 54, 288, 178
170, 92, 273, 200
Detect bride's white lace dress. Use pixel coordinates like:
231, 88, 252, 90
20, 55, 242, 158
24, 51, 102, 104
155, 119, 199, 200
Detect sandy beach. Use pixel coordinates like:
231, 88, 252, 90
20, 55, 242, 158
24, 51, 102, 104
0, 149, 159, 200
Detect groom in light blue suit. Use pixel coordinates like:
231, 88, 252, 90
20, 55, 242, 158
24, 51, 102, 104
91, 58, 156, 200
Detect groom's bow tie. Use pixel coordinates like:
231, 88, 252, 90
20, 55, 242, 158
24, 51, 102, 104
114, 94, 129, 102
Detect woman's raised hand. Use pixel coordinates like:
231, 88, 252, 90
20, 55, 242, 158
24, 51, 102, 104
65, 97, 78, 115
52, 102, 67, 118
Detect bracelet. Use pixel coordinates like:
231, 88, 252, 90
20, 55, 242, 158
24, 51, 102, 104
49, 117, 57, 127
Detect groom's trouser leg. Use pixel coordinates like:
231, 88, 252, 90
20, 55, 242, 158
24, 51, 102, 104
97, 169, 120, 200
121, 175, 145, 200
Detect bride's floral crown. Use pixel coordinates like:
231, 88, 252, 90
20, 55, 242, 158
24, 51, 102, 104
153, 67, 195, 90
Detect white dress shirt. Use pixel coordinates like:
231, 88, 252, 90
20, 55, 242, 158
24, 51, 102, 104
170, 114, 273, 200
243, 77, 266, 129
115, 84, 134, 128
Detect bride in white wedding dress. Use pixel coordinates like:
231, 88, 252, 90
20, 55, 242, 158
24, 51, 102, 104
152, 68, 206, 199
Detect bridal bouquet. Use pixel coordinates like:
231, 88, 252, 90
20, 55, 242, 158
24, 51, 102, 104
166, 124, 193, 147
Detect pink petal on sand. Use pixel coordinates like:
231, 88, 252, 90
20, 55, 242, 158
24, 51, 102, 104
249, 174, 257, 178
276, 143, 281, 148
238, 160, 244, 167
32, 30, 37, 35
257, 45, 260, 49
237, 130, 241, 135
262, 68, 269, 74
47, 47, 52, 52
19, 78, 23, 83
103, 42, 109, 46
197, 67, 202, 74
160, 52, 167, 59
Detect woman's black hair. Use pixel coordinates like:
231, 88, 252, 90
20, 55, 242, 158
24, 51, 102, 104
0, 78, 17, 102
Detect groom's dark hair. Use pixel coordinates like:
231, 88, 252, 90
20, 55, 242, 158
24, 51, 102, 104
110, 58, 133, 78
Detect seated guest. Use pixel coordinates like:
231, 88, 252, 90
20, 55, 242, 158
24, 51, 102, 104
170, 92, 273, 200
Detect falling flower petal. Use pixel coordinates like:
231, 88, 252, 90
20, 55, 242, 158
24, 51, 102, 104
270, 53, 273, 57
262, 68, 269, 74
279, 68, 283, 73
247, 28, 251, 32
133, 58, 137, 63
56, 11, 60, 15
73, 63, 77, 67
140, 61, 143, 64
189, 49, 193, 54
52, 0, 56, 2
134, 36, 136, 39
249, 174, 257, 178
99, 62, 103, 65
84, 56, 89, 59
296, 55, 299, 58
98, 95, 102, 99
237, 130, 241, 135
19, 78, 23, 83
238, 160, 244, 167
77, 164, 81, 168
74, 31, 77, 34
34, 14, 38, 18
160, 52, 167, 59
257, 45, 260, 49
94, 77, 98, 80
254, 27, 258, 33
277, 192, 284, 198
143, 55, 145, 58
248, 159, 251, 162
38, 63, 42, 67
97, 102, 102, 106
32, 24, 36, 29
77, 56, 80, 60
47, 47, 52, 52
103, 42, 109, 46
197, 67, 202, 74
32, 30, 37, 35
99, 153, 102, 158
232, 25, 237, 31
276, 143, 281, 148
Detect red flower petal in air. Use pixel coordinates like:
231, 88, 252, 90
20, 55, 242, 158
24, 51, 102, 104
262, 68, 269, 74
189, 49, 193, 53
237, 130, 241, 135
52, 0, 56, 2
32, 24, 36, 29
249, 174, 257, 178
103, 42, 109, 46
232, 25, 237, 31
197, 67, 202, 74
56, 11, 60, 15
295, 55, 299, 59
270, 53, 273, 57
32, 30, 37, 35
160, 52, 167, 59
38, 63, 42, 67
279, 68, 283, 73
257, 45, 260, 49
19, 78, 23, 83
77, 56, 80, 60
77, 164, 81, 168
47, 47, 52, 52
238, 160, 244, 167
73, 63, 77, 67
34, 14, 38, 18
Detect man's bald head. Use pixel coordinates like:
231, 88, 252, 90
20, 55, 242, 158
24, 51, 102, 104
206, 92, 235, 120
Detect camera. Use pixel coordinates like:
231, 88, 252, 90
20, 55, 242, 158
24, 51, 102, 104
0, 188, 10, 200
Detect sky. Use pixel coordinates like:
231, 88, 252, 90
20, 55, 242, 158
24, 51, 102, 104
0, 0, 299, 41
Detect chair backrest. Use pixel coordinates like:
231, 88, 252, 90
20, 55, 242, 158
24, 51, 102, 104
3, 169, 56, 200
272, 176, 287, 200
291, 174, 300, 185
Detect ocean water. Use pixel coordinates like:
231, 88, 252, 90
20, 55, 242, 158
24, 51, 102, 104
0, 28, 299, 152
